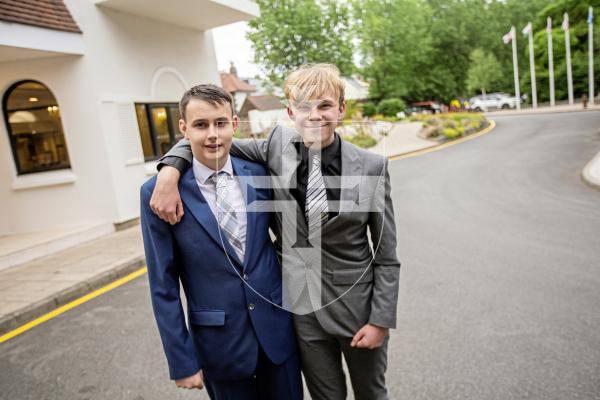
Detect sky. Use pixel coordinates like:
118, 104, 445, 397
212, 21, 262, 78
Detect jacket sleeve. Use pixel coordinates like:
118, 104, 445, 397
140, 184, 201, 380
157, 138, 193, 172
229, 125, 282, 165
367, 159, 401, 329
157, 126, 276, 172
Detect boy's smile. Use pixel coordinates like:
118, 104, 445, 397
288, 89, 346, 149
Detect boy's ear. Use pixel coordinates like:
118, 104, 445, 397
338, 100, 347, 119
286, 106, 296, 121
179, 118, 188, 139
232, 115, 239, 130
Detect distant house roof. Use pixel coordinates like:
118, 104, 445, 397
0, 0, 81, 33
239, 95, 286, 117
244, 95, 285, 111
220, 72, 256, 93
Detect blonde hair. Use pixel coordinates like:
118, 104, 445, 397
284, 63, 345, 108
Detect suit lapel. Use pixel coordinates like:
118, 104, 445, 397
179, 168, 243, 268
339, 140, 362, 215
322, 139, 361, 230
231, 158, 256, 270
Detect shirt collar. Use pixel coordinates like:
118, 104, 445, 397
192, 156, 233, 184
295, 132, 341, 168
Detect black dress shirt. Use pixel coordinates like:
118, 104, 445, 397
290, 133, 342, 220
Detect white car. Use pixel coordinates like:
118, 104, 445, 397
469, 93, 520, 111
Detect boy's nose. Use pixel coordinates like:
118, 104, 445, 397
307, 108, 322, 120
207, 123, 218, 138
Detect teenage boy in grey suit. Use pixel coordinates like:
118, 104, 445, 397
150, 64, 401, 400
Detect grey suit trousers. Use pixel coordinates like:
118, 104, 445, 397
294, 313, 389, 400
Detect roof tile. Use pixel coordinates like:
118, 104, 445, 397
0, 0, 81, 33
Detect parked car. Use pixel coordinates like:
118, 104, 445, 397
406, 101, 442, 115
469, 93, 520, 112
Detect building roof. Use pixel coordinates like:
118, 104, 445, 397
243, 95, 286, 112
220, 72, 256, 93
0, 0, 81, 33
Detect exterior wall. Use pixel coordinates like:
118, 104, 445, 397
0, 1, 221, 235
0, 55, 117, 235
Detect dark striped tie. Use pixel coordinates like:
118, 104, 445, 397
305, 155, 329, 234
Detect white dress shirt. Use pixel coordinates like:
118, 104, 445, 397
192, 156, 247, 259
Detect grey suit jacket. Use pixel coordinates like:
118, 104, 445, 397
160, 125, 401, 337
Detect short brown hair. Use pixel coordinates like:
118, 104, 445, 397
179, 84, 234, 120
284, 64, 345, 108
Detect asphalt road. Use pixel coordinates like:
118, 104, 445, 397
1, 111, 599, 400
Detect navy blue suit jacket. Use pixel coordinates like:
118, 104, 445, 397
140, 156, 296, 381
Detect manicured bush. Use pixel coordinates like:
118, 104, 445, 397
377, 98, 406, 117
345, 133, 378, 148
443, 127, 461, 139
363, 102, 377, 117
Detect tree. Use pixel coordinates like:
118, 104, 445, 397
352, 0, 434, 101
466, 49, 503, 96
529, 0, 600, 101
246, 0, 355, 86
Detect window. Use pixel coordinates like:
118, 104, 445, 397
135, 103, 182, 161
3, 81, 71, 175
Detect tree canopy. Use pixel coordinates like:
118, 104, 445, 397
245, 0, 598, 103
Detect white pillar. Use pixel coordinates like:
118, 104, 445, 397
548, 17, 555, 107
511, 26, 521, 110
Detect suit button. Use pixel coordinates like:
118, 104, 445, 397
248, 303, 255, 310
243, 273, 249, 281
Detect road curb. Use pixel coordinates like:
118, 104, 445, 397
388, 119, 496, 161
0, 253, 145, 336
485, 108, 600, 117
581, 150, 600, 191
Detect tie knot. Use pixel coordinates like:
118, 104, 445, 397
209, 171, 229, 187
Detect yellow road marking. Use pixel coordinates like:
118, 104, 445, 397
0, 119, 497, 344
0, 267, 147, 344
389, 119, 497, 161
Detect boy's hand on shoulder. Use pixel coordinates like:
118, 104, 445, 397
150, 166, 184, 225
175, 370, 204, 390
351, 323, 389, 349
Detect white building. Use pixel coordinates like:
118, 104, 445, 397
342, 76, 370, 101
0, 0, 258, 266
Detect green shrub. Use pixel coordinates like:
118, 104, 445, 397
377, 98, 406, 117
344, 100, 362, 120
443, 127, 461, 139
363, 102, 377, 117
345, 133, 378, 148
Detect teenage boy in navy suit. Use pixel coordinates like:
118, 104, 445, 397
140, 84, 302, 400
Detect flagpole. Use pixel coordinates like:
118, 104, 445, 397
564, 13, 574, 105
511, 26, 521, 110
526, 23, 538, 108
548, 17, 555, 107
589, 7, 595, 105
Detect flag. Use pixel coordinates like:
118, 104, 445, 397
547, 17, 552, 33
588, 7, 594, 25
522, 22, 532, 36
562, 13, 569, 31
503, 30, 513, 44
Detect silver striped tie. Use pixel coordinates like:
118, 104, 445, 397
305, 155, 329, 234
210, 171, 245, 262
